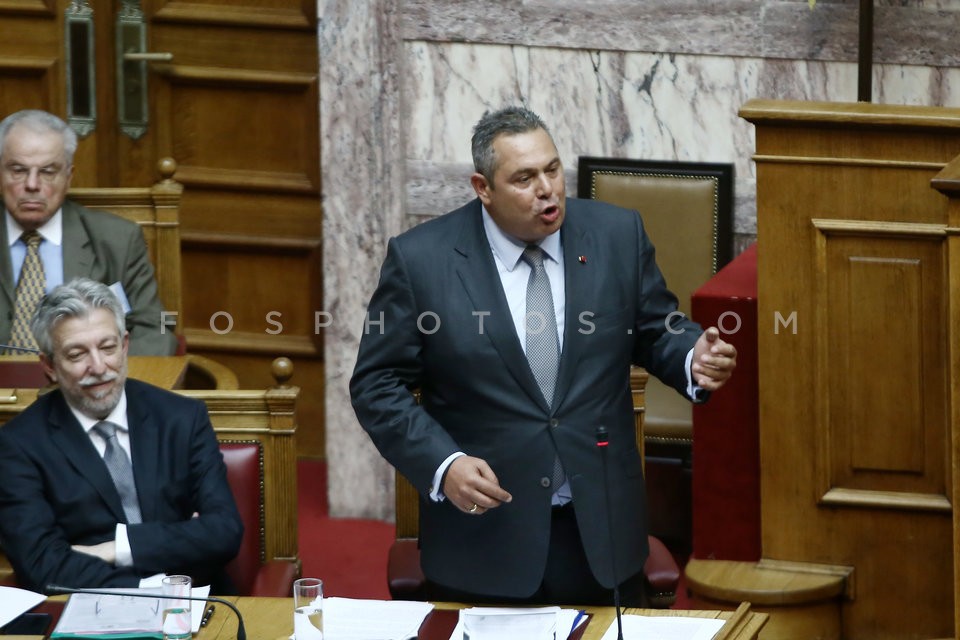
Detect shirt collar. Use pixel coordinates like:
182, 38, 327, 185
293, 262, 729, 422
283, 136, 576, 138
5, 209, 64, 246
480, 205, 561, 271
72, 389, 129, 435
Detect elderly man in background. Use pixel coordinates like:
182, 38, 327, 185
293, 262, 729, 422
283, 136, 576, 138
0, 109, 176, 355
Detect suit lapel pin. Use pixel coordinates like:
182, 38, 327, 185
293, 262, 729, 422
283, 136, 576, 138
578, 255, 587, 264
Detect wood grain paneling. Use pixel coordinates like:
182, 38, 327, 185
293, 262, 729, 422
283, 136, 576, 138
931, 157, 960, 640
180, 242, 320, 350
814, 230, 948, 508
741, 100, 957, 639
153, 0, 314, 29
0, 0, 54, 16
0, 58, 57, 115
144, 1, 322, 456
152, 65, 318, 193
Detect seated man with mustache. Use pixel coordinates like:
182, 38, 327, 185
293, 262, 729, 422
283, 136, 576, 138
0, 278, 242, 593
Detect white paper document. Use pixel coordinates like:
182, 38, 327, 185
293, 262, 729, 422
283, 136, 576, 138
190, 585, 212, 632
448, 607, 585, 640
600, 614, 726, 640
0, 585, 46, 628
321, 597, 434, 640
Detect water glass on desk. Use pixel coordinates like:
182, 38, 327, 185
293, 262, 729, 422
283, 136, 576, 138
161, 575, 192, 640
293, 577, 324, 639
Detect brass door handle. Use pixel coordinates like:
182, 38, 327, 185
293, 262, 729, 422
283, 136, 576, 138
116, 3, 171, 141
123, 52, 174, 62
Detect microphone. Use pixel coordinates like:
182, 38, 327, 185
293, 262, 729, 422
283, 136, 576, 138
595, 425, 623, 640
0, 344, 40, 354
45, 584, 246, 640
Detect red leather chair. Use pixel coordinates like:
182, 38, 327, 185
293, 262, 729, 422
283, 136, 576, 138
220, 441, 299, 596
388, 534, 680, 607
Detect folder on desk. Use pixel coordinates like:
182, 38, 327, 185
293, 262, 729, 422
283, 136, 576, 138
51, 591, 163, 639
50, 586, 210, 639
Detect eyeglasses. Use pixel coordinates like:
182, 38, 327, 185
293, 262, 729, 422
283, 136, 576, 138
2, 164, 68, 184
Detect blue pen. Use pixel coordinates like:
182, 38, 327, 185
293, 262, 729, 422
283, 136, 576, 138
569, 609, 587, 638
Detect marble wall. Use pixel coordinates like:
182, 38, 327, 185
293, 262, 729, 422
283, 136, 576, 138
321, 0, 960, 519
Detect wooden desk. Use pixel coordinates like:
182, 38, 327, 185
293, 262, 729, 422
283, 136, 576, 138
9, 597, 766, 639
130, 356, 189, 389
0, 355, 188, 391
194, 598, 768, 640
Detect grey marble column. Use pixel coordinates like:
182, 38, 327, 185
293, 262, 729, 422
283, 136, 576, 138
320, 0, 404, 519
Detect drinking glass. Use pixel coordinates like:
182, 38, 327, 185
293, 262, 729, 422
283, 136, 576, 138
293, 577, 324, 639
161, 575, 192, 640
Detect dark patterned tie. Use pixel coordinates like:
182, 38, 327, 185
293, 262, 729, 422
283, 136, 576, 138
7, 231, 45, 353
521, 246, 565, 490
92, 421, 142, 524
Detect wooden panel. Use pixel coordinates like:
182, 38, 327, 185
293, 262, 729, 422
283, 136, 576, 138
844, 257, 923, 473
181, 190, 321, 238
153, 65, 319, 193
143, 2, 322, 458
180, 242, 320, 346
931, 154, 960, 638
815, 230, 947, 507
741, 100, 958, 639
0, 58, 57, 115
180, 240, 322, 457
153, 0, 314, 29
0, 0, 60, 117
0, 0, 54, 16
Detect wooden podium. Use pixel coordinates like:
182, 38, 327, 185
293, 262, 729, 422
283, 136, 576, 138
685, 100, 960, 639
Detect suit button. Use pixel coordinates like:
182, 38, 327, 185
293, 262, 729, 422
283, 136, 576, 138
540, 477, 551, 488
549, 419, 559, 427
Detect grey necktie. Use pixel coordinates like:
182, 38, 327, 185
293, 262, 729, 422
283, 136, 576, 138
92, 421, 142, 524
521, 246, 565, 490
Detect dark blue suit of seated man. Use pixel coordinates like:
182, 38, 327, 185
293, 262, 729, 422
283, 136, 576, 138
0, 277, 242, 593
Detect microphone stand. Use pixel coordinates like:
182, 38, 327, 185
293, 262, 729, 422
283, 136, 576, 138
46, 584, 246, 640
596, 425, 623, 640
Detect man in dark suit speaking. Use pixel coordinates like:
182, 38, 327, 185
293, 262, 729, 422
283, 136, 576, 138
0, 278, 242, 593
351, 106, 737, 606
0, 109, 176, 355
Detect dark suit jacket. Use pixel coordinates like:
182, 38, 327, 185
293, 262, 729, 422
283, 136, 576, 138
0, 199, 177, 355
350, 197, 702, 598
0, 379, 243, 592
